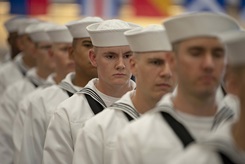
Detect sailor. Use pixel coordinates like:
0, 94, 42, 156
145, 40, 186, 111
2, 16, 27, 64
165, 30, 245, 164
0, 18, 39, 97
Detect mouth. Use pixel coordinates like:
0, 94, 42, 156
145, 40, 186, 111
199, 76, 215, 83
156, 83, 171, 89
113, 73, 126, 77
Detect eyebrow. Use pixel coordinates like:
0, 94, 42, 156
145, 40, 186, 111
103, 51, 117, 55
82, 40, 92, 44
212, 47, 224, 52
123, 51, 133, 55
187, 46, 204, 51
188, 46, 224, 51
147, 57, 166, 62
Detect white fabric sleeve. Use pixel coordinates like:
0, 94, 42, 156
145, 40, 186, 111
42, 110, 73, 164
73, 123, 103, 164
17, 97, 47, 164
112, 127, 141, 164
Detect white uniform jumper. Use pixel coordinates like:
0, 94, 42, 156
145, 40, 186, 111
167, 122, 245, 164
0, 68, 49, 164
16, 72, 81, 164
73, 90, 139, 164
0, 53, 30, 98
0, 52, 10, 65
42, 78, 136, 164
112, 93, 236, 164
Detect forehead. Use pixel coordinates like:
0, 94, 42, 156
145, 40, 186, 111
53, 42, 71, 47
136, 51, 169, 59
36, 42, 52, 48
96, 45, 131, 54
21, 34, 31, 40
178, 36, 224, 49
73, 37, 91, 44
52, 43, 70, 50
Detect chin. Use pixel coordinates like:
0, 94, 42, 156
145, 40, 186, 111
113, 79, 129, 85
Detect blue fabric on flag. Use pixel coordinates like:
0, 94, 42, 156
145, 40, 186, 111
9, 0, 28, 15
183, 0, 226, 13
240, 0, 245, 20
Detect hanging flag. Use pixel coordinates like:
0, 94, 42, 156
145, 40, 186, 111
183, 0, 227, 13
77, 0, 122, 19
239, 0, 245, 21
9, 0, 49, 15
132, 0, 172, 17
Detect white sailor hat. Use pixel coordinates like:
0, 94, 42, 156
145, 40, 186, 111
86, 19, 141, 47
46, 25, 73, 43
163, 12, 241, 44
18, 18, 40, 35
66, 17, 103, 38
25, 22, 54, 42
218, 30, 245, 66
4, 16, 27, 32
124, 24, 172, 52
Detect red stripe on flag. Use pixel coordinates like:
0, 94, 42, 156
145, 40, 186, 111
27, 0, 48, 15
95, 0, 103, 17
133, 0, 166, 17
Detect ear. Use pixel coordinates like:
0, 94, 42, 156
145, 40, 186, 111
89, 49, 97, 67
129, 55, 137, 76
7, 35, 11, 45
167, 52, 177, 72
225, 66, 240, 95
69, 46, 74, 60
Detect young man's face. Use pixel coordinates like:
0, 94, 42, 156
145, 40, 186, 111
19, 34, 36, 57
71, 38, 97, 78
36, 42, 55, 72
173, 37, 226, 98
131, 51, 177, 101
7, 32, 21, 58
90, 45, 132, 86
51, 43, 74, 77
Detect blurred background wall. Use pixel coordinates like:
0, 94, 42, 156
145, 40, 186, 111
0, 0, 244, 56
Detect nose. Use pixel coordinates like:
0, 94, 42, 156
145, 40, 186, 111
116, 56, 126, 70
161, 62, 172, 79
202, 54, 215, 72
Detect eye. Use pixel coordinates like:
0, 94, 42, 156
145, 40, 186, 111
60, 47, 69, 52
212, 49, 224, 58
189, 49, 202, 57
105, 54, 116, 59
83, 42, 93, 48
150, 59, 164, 66
40, 45, 52, 51
123, 52, 133, 59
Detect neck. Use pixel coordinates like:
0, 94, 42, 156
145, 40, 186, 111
173, 88, 217, 116
36, 68, 52, 80
72, 71, 93, 88
232, 99, 245, 151
54, 73, 65, 84
131, 90, 157, 114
